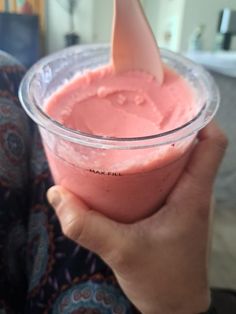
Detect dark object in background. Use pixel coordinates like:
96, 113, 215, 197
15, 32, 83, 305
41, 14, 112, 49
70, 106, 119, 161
57, 0, 80, 47
0, 12, 40, 68
217, 9, 236, 50
211, 289, 236, 314
65, 32, 80, 47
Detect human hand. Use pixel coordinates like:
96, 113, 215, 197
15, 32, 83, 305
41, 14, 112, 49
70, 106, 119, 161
47, 122, 227, 314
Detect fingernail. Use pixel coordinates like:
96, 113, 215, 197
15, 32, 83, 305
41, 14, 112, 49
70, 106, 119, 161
47, 188, 62, 209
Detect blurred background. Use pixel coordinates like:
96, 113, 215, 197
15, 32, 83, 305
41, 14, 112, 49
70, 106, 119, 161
0, 0, 236, 292
1, 0, 236, 66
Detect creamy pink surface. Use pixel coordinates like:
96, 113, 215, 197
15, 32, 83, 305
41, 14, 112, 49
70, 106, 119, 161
43, 66, 197, 222
46, 66, 195, 138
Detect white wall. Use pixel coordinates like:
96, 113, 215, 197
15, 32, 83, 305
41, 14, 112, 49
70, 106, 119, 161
46, 0, 236, 54
46, 0, 160, 54
142, 0, 160, 38
181, 0, 236, 51
92, 0, 113, 43
46, 0, 94, 54
154, 0, 186, 51
91, 0, 163, 45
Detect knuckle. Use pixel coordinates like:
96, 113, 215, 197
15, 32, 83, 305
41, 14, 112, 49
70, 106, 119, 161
74, 209, 93, 244
105, 240, 133, 272
106, 250, 124, 268
61, 216, 79, 241
61, 223, 71, 238
57, 206, 81, 241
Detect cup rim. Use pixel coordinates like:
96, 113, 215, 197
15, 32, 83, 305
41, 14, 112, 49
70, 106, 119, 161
19, 44, 220, 150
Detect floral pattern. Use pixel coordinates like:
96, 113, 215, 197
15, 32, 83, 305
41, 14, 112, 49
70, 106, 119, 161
0, 52, 139, 313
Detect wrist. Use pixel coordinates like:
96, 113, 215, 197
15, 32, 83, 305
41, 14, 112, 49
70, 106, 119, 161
140, 290, 211, 314
200, 302, 217, 314
142, 301, 211, 314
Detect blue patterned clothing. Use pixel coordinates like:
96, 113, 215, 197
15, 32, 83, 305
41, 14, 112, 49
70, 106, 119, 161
0, 51, 139, 314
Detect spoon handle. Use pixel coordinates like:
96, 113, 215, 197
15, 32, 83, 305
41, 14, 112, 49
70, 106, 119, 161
112, 0, 164, 84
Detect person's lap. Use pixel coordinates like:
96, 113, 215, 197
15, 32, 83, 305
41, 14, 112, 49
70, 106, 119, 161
0, 52, 136, 314
1, 51, 236, 314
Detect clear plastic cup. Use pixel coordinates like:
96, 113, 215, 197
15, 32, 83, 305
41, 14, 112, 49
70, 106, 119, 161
19, 45, 219, 223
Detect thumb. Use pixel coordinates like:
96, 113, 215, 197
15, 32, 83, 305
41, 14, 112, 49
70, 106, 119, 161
47, 186, 126, 264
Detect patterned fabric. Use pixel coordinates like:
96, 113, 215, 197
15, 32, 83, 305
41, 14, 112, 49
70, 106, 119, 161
0, 51, 138, 314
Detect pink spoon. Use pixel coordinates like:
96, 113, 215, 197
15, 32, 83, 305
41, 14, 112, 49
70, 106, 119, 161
112, 0, 164, 85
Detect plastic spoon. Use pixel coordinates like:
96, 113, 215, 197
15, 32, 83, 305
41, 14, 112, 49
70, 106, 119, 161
112, 0, 164, 85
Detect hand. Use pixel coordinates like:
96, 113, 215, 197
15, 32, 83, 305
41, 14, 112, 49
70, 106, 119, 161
47, 122, 227, 314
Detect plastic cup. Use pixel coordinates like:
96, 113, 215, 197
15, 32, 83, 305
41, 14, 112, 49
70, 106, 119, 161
19, 45, 219, 223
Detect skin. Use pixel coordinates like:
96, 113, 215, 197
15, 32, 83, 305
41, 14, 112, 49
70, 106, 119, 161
47, 122, 228, 314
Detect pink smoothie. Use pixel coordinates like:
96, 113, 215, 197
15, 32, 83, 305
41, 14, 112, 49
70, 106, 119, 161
43, 65, 197, 222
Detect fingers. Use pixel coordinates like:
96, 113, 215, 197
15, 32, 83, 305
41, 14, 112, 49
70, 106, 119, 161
185, 121, 228, 188
157, 122, 228, 225
47, 186, 126, 264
